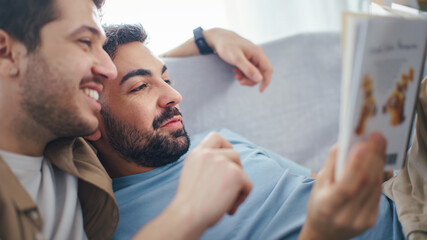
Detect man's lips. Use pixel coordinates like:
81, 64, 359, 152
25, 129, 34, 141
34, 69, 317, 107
160, 116, 183, 128
80, 82, 102, 97
80, 81, 103, 111
80, 82, 103, 94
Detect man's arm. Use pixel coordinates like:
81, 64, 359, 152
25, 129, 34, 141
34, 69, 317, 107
162, 28, 273, 92
299, 133, 387, 240
132, 132, 253, 240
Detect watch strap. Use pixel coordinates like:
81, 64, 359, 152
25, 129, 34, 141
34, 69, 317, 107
193, 27, 214, 55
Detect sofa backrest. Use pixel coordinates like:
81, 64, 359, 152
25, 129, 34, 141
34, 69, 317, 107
164, 32, 341, 172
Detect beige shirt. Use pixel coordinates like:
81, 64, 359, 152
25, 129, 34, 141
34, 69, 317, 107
383, 78, 427, 239
1, 150, 87, 240
0, 137, 118, 240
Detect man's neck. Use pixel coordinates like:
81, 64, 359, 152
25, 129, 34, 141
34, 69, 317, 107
88, 137, 155, 178
0, 113, 53, 156
96, 150, 154, 178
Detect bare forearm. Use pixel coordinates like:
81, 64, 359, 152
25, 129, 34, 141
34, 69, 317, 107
161, 38, 200, 58
161, 28, 221, 57
161, 27, 273, 92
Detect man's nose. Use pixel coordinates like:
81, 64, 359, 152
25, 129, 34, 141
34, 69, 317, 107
92, 49, 118, 82
158, 82, 183, 108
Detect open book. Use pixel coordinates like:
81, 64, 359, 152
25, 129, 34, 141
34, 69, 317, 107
336, 6, 427, 177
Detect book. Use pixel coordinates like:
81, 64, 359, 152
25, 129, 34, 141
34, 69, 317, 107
373, 0, 427, 11
335, 7, 427, 178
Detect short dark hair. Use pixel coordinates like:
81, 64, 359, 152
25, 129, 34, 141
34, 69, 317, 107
0, 0, 105, 53
103, 24, 148, 59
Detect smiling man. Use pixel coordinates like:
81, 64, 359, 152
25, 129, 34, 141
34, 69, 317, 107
87, 23, 407, 240
0, 0, 118, 238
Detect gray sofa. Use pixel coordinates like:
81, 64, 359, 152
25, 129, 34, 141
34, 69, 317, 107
164, 32, 341, 173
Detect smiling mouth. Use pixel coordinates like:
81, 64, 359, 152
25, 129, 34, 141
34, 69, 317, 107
81, 88, 99, 101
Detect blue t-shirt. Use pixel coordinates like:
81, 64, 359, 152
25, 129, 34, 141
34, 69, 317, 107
112, 129, 404, 240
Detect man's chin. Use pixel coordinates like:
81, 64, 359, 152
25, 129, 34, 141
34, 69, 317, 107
170, 127, 188, 139
132, 128, 190, 168
86, 118, 100, 133
175, 135, 190, 149
165, 127, 190, 150
52, 115, 99, 139
76, 116, 99, 138
157, 125, 184, 136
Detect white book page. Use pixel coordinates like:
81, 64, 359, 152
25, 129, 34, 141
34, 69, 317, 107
336, 15, 368, 177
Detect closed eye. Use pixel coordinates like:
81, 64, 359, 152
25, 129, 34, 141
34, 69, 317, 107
130, 83, 147, 93
78, 39, 92, 48
165, 79, 172, 86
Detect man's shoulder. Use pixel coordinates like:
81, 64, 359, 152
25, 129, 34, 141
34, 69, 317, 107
190, 128, 254, 147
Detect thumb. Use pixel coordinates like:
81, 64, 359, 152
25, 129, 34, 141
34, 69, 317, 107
319, 145, 338, 182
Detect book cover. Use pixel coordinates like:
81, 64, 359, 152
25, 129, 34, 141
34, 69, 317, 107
336, 12, 427, 177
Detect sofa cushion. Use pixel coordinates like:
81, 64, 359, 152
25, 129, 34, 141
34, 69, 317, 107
164, 32, 341, 172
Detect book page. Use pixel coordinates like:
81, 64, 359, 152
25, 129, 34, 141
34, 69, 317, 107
337, 13, 367, 176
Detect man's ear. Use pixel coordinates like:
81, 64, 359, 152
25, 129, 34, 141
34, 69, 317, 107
0, 30, 25, 77
0, 30, 11, 58
84, 129, 102, 141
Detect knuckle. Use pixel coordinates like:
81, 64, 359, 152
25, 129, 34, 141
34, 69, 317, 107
353, 223, 365, 232
268, 64, 274, 72
225, 164, 244, 180
350, 155, 367, 173
247, 68, 257, 76
255, 45, 263, 53
375, 152, 386, 166
233, 56, 246, 66
353, 219, 369, 232
329, 145, 339, 155
334, 216, 351, 230
197, 149, 215, 161
354, 211, 378, 232
207, 131, 220, 138
186, 150, 197, 161
317, 207, 334, 220
336, 185, 355, 200
356, 174, 370, 187
366, 220, 375, 229
366, 209, 379, 229
225, 161, 240, 173
215, 154, 237, 169
247, 179, 254, 190
214, 154, 228, 165
187, 149, 206, 163
368, 213, 378, 228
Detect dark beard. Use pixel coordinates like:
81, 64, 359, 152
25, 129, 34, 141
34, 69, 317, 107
100, 106, 190, 167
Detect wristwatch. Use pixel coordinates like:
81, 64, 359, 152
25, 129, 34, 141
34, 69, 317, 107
193, 27, 214, 55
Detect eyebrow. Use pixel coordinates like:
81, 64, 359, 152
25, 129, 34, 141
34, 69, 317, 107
120, 65, 168, 85
70, 25, 101, 38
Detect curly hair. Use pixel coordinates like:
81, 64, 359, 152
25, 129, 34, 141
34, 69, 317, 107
103, 23, 148, 59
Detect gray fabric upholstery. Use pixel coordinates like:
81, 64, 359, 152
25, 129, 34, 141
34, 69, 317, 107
164, 32, 341, 172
